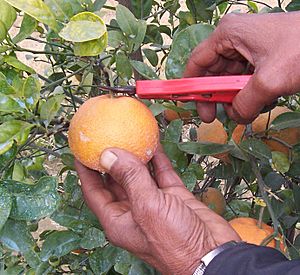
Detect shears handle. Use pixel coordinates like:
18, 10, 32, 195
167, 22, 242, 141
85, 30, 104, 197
136, 75, 251, 103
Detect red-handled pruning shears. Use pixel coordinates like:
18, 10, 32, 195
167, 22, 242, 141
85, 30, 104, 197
100, 75, 251, 103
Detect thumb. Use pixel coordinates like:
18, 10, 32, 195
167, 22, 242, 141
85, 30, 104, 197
228, 73, 278, 123
100, 148, 160, 205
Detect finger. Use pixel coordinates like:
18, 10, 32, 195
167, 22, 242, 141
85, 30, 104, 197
196, 102, 216, 123
183, 39, 219, 77
75, 160, 116, 223
104, 175, 128, 201
224, 104, 255, 124
99, 148, 161, 206
230, 73, 277, 122
151, 145, 185, 188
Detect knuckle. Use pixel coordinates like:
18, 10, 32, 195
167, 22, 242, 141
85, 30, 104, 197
234, 102, 255, 122
133, 197, 161, 224
254, 72, 281, 100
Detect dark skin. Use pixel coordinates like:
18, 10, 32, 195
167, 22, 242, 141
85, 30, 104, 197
75, 147, 239, 274
76, 12, 300, 274
184, 11, 300, 124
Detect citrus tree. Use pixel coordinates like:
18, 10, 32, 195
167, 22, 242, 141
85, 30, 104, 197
1, 0, 300, 274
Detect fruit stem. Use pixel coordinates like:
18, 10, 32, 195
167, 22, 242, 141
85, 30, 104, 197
258, 206, 265, 229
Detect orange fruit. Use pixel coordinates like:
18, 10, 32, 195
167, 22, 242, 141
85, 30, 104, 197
233, 106, 300, 155
164, 102, 192, 122
229, 217, 284, 250
196, 119, 230, 163
195, 187, 226, 215
68, 95, 159, 172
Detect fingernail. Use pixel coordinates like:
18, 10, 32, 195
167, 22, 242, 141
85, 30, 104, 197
100, 150, 118, 171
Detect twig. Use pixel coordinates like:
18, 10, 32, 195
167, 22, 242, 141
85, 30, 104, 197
14, 46, 74, 56
28, 144, 61, 158
249, 155, 279, 234
27, 37, 70, 49
41, 63, 90, 92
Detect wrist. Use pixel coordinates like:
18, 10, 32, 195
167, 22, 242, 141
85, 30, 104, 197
192, 241, 242, 275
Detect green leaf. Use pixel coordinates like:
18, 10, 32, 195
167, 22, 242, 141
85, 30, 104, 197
63, 173, 81, 205
0, 120, 34, 155
0, 45, 10, 53
3, 56, 35, 74
292, 183, 300, 213
286, 0, 300, 11
89, 245, 123, 274
166, 24, 214, 79
224, 200, 251, 220
0, 76, 16, 95
40, 231, 81, 261
186, 163, 204, 179
181, 171, 197, 191
12, 161, 25, 181
94, 0, 106, 11
128, 258, 158, 275
2, 68, 24, 91
22, 75, 41, 109
131, 0, 153, 18
0, 144, 17, 171
272, 151, 290, 173
51, 205, 99, 233
59, 20, 106, 43
108, 30, 127, 48
13, 14, 37, 44
74, 32, 108, 56
1, 266, 24, 275
0, 0, 16, 31
68, 12, 107, 56
0, 20, 7, 42
2, 176, 60, 221
270, 111, 300, 130
44, 0, 70, 21
149, 103, 166, 116
0, 219, 40, 267
247, 0, 258, 12
61, 153, 75, 169
145, 24, 163, 45
133, 20, 147, 51
165, 119, 183, 143
264, 171, 285, 191
4, 0, 59, 32
186, 0, 214, 21
143, 48, 158, 67
130, 60, 158, 80
0, 94, 25, 113
288, 159, 300, 178
178, 141, 233, 155
0, 187, 12, 231
116, 51, 132, 81
40, 94, 64, 127
161, 141, 188, 172
116, 5, 138, 37
116, 5, 147, 51
240, 138, 272, 163
80, 227, 106, 250
81, 72, 93, 94
163, 102, 187, 113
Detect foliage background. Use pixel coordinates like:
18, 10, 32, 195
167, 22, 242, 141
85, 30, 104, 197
1, 0, 300, 274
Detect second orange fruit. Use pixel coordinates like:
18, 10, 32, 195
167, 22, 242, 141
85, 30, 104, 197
229, 217, 284, 250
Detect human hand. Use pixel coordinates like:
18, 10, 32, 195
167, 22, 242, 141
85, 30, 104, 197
75, 146, 240, 274
184, 12, 300, 123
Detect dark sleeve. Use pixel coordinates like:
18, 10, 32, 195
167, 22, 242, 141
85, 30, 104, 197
205, 243, 300, 275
